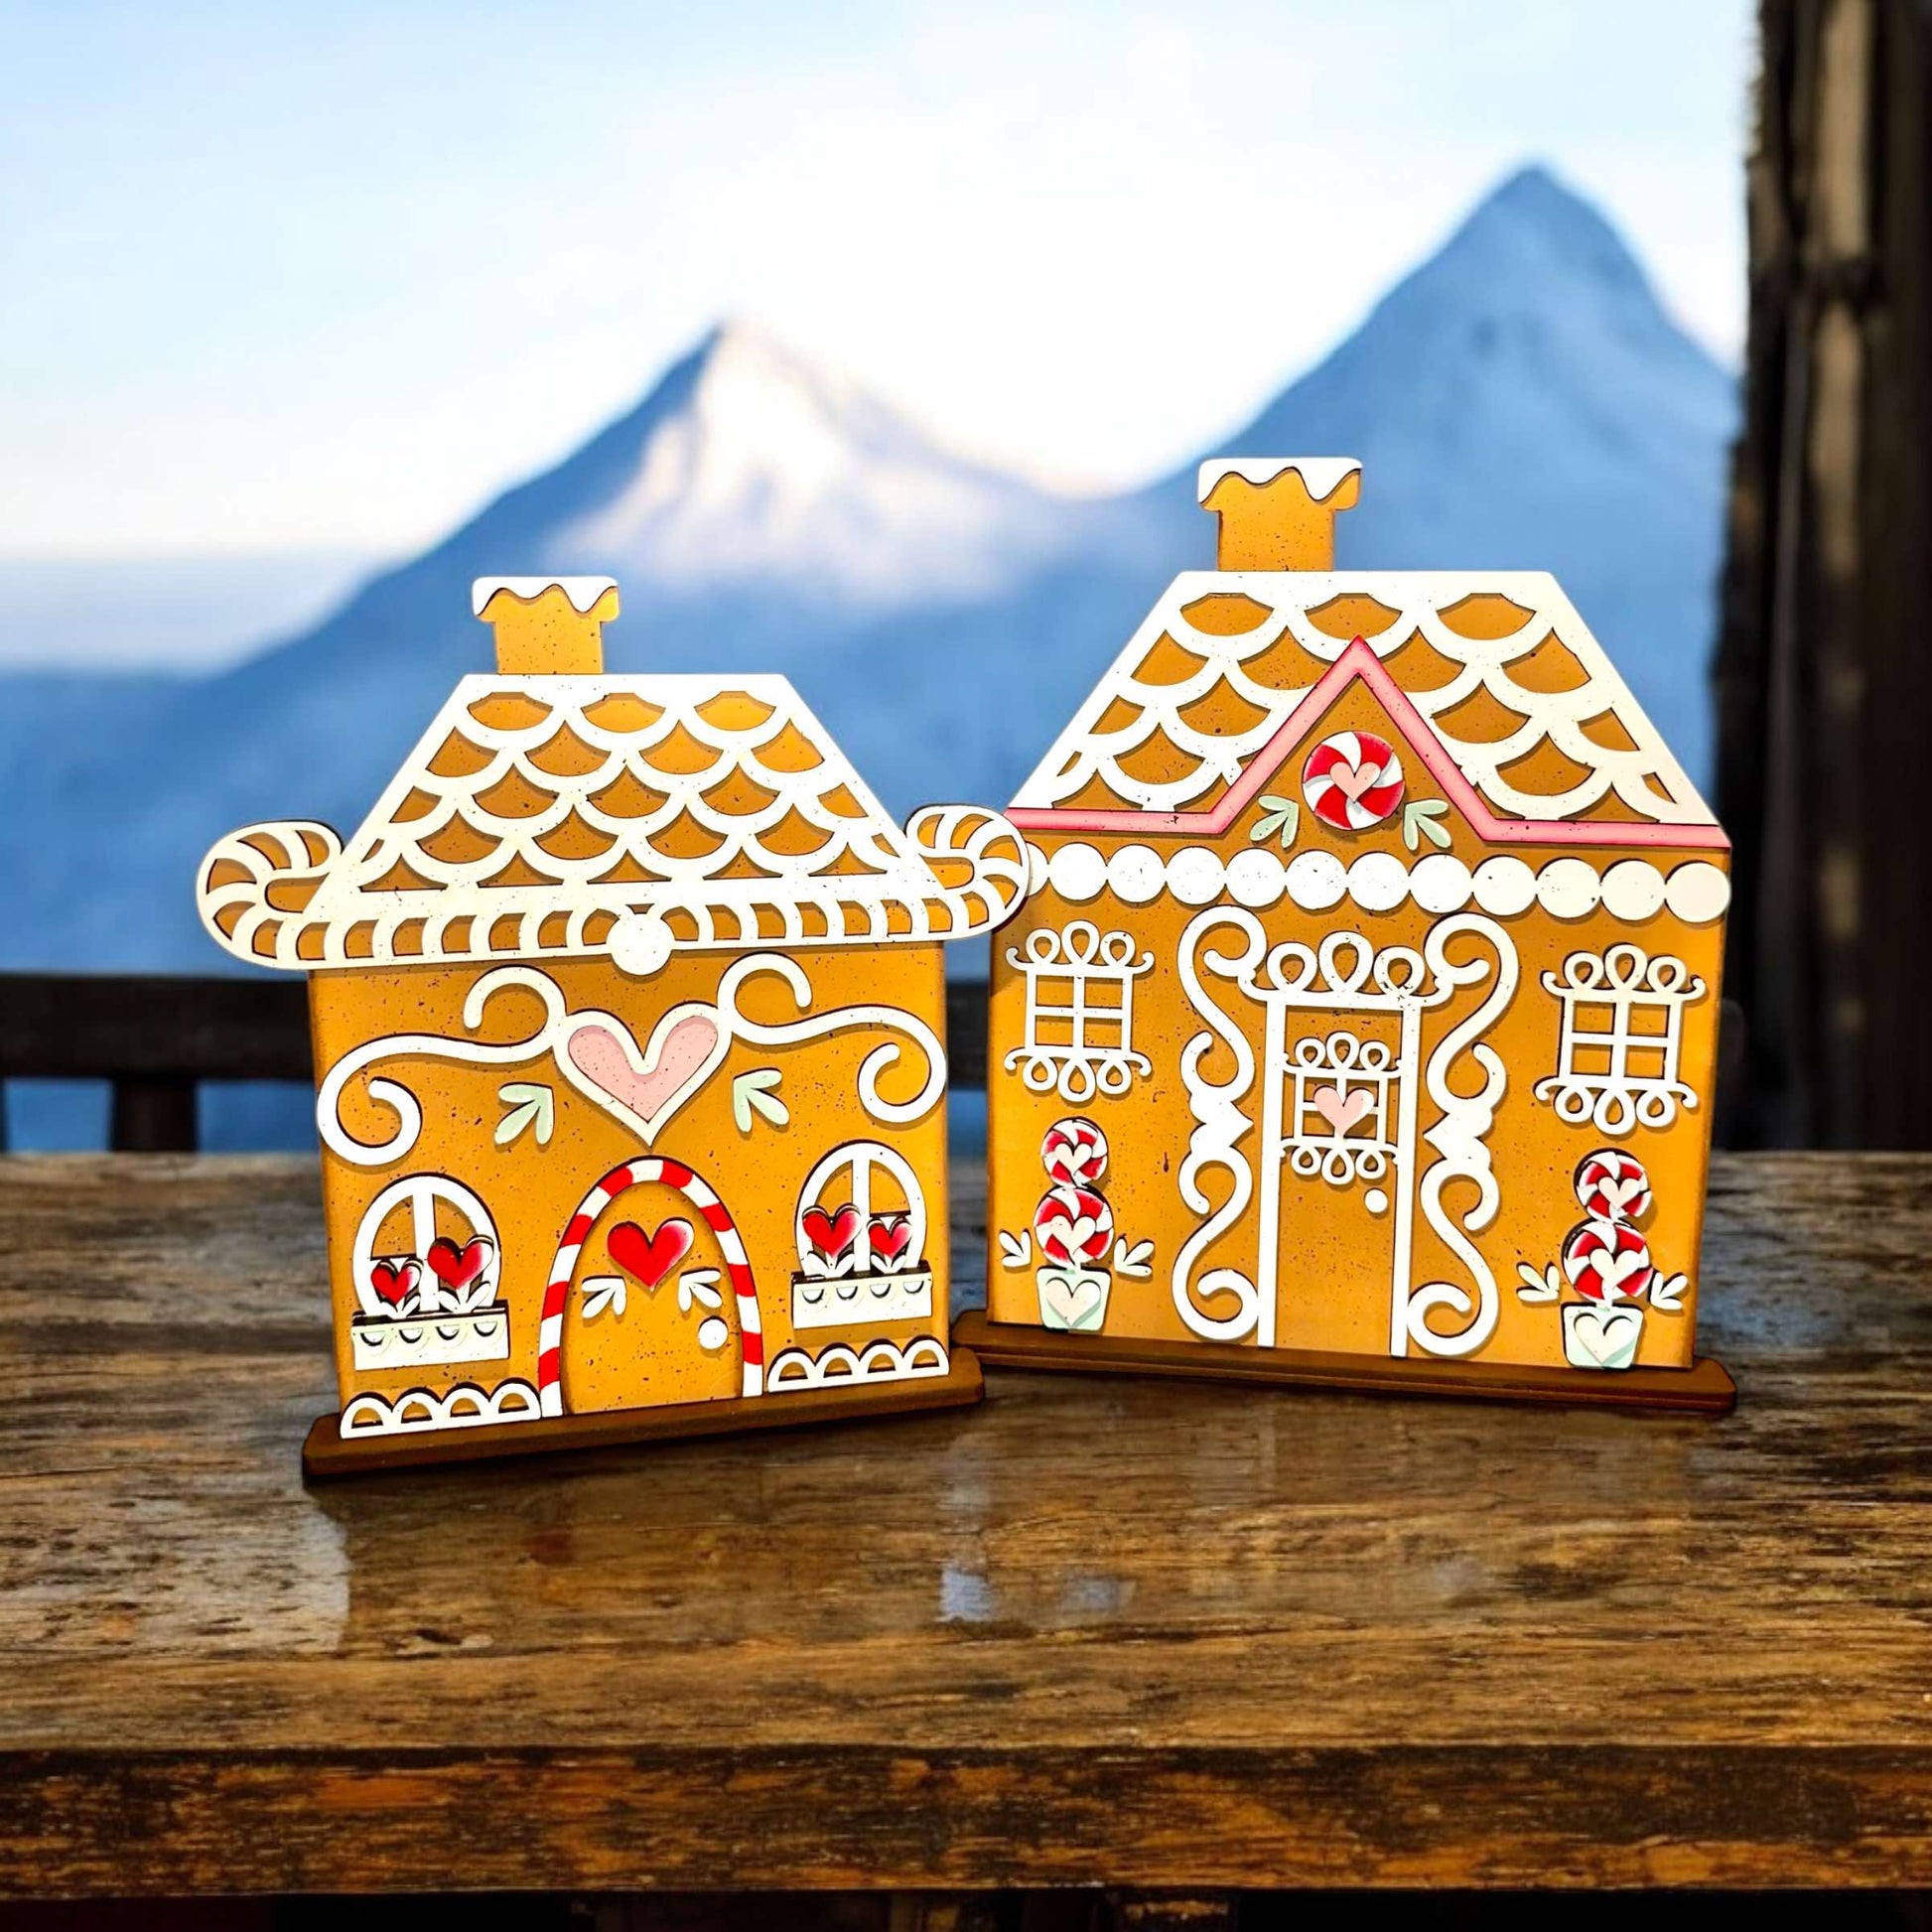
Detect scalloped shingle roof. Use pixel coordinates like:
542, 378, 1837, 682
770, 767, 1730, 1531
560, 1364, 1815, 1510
201, 672, 1025, 971
1010, 571, 1720, 842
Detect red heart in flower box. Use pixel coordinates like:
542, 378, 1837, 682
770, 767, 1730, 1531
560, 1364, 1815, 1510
427, 1235, 492, 1295
868, 1215, 912, 1265
801, 1202, 862, 1261
368, 1257, 422, 1310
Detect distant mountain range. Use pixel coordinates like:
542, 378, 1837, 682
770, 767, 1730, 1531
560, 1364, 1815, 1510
0, 165, 1736, 974
0, 550, 378, 674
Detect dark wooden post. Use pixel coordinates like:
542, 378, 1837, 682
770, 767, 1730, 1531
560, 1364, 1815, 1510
108, 1076, 199, 1153
1718, 0, 1932, 1145
0, 972, 316, 1155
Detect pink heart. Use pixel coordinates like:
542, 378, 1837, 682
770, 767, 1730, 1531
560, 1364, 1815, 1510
566, 1010, 720, 1136
1311, 1085, 1373, 1134
1329, 759, 1383, 804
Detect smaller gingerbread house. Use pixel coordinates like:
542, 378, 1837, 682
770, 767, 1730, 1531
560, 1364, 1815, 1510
972, 460, 1733, 1408
199, 576, 1027, 1469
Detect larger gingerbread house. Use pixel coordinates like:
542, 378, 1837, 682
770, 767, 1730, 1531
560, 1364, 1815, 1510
199, 576, 1027, 1470
970, 460, 1733, 1408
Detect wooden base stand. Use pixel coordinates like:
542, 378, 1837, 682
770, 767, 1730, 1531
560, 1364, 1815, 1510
303, 1346, 985, 1478
952, 1311, 1735, 1415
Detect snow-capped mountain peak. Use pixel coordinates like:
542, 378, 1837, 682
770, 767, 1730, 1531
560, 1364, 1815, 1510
0, 167, 1738, 989
496, 319, 1078, 609
1180, 163, 1735, 779
1426, 165, 1668, 301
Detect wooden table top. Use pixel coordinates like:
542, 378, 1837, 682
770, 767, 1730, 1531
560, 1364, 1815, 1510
0, 1150, 1929, 1896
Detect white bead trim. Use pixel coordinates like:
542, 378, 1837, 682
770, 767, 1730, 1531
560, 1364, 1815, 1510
1033, 843, 1729, 924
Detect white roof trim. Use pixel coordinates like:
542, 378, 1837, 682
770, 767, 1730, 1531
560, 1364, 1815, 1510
1009, 569, 1718, 831
1195, 458, 1361, 504
471, 575, 618, 617
197, 671, 1028, 970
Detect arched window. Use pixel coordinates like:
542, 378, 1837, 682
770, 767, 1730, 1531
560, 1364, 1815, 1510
790, 1141, 932, 1330
346, 1173, 508, 1371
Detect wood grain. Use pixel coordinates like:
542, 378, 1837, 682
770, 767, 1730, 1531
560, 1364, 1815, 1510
952, 1313, 1736, 1414
303, 1350, 985, 1477
0, 1153, 1929, 1894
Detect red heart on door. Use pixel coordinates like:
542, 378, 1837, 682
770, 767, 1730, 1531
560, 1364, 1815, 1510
868, 1216, 912, 1264
608, 1218, 695, 1290
426, 1235, 492, 1293
801, 1203, 862, 1260
368, 1258, 421, 1309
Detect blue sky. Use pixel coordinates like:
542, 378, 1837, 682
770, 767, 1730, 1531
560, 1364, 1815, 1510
2, 0, 1753, 556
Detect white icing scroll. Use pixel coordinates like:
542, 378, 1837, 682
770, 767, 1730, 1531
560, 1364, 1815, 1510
317, 955, 945, 1168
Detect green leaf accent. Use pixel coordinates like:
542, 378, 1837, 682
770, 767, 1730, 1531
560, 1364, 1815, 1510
733, 1067, 789, 1135
494, 1082, 554, 1149
1402, 798, 1451, 852
1250, 794, 1300, 849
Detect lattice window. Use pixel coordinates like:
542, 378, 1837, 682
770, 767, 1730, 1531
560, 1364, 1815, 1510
1534, 944, 1705, 1135
1004, 920, 1154, 1103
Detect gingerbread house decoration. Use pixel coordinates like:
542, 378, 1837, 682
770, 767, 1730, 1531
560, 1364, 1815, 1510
199, 576, 1026, 1470
971, 461, 1734, 1408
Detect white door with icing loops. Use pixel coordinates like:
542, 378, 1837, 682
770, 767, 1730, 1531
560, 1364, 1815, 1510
1175, 909, 1519, 1361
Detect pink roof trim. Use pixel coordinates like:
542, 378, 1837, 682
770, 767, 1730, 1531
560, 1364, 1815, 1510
1007, 638, 1730, 851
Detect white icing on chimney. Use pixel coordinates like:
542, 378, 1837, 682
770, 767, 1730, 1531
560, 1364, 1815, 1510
470, 575, 618, 617
1195, 458, 1362, 504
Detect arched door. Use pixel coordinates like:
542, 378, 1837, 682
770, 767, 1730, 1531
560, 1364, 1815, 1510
541, 1157, 764, 1416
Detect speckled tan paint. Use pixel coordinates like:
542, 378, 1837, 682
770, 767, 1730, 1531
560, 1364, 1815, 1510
311, 943, 949, 1415
987, 665, 1726, 1371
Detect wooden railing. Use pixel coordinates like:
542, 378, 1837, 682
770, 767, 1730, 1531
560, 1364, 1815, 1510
0, 973, 993, 1152
0, 972, 1745, 1153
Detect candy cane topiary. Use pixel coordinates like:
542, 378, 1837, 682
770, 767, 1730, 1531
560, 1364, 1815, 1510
539, 1157, 763, 1415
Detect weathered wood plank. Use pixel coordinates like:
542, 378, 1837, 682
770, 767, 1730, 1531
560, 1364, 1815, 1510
0, 977, 313, 1082
7, 1741, 1932, 1894
0, 976, 993, 1092
952, 1311, 1736, 1412
0, 1154, 1927, 1892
